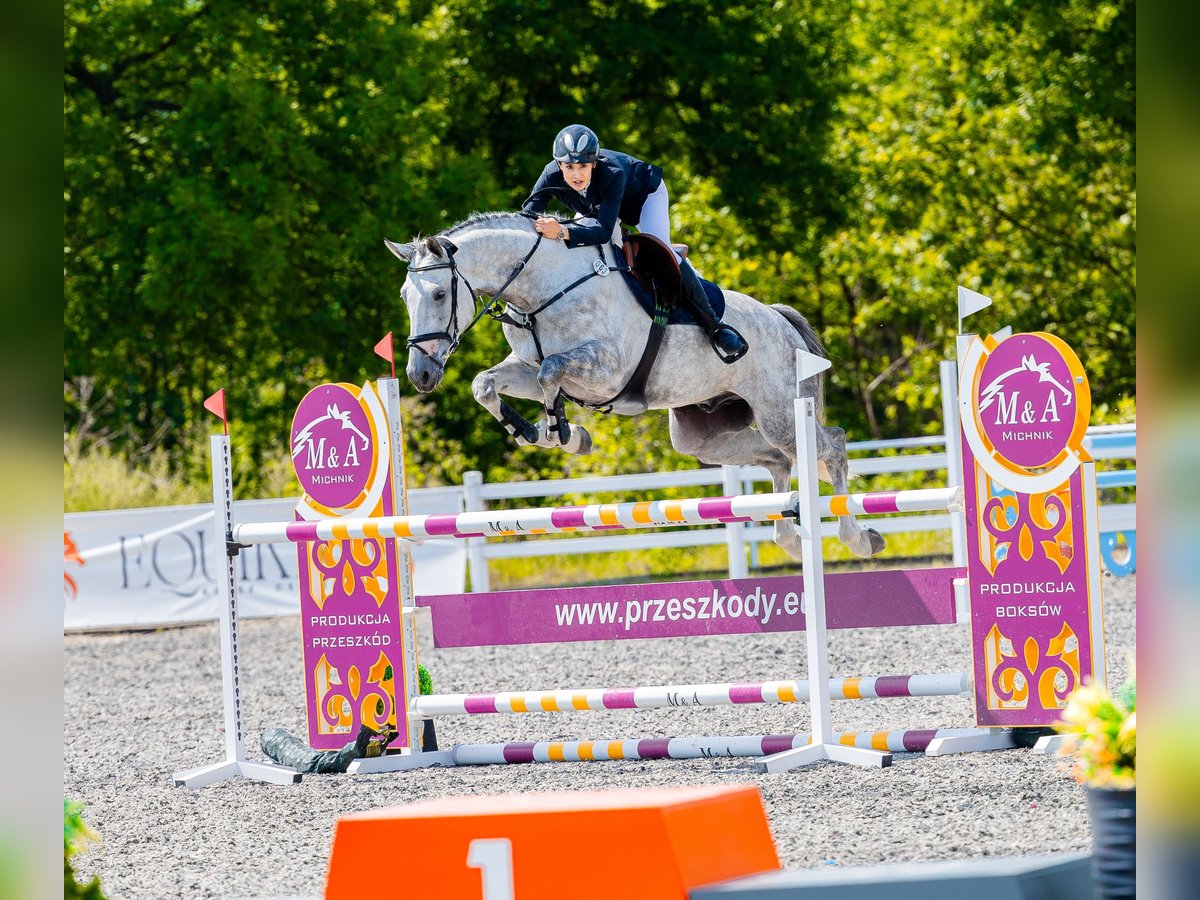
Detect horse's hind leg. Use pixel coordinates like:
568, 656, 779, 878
816, 423, 886, 558
739, 387, 885, 560
669, 404, 804, 559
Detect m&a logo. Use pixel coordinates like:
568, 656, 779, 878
292, 403, 371, 471
291, 384, 377, 510
978, 353, 1073, 427
974, 333, 1088, 471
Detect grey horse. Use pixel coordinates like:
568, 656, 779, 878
385, 212, 884, 560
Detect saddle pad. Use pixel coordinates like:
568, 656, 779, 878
612, 244, 726, 327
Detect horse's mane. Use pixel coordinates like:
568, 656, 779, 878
443, 211, 528, 236
406, 210, 565, 260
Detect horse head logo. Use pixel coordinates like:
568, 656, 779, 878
977, 354, 1073, 417
291, 403, 371, 460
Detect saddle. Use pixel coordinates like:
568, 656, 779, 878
621, 232, 687, 308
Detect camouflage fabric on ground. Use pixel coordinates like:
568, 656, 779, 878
259, 724, 397, 774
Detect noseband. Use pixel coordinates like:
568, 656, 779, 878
405, 232, 544, 368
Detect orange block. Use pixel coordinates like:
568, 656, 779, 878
325, 783, 780, 899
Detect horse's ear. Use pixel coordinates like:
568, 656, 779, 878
384, 239, 415, 262
424, 235, 444, 258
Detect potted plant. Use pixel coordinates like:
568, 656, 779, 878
1055, 671, 1136, 899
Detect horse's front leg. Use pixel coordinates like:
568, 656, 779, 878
532, 341, 617, 456
471, 354, 545, 447
535, 389, 592, 454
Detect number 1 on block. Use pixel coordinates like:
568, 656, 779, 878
467, 838, 514, 900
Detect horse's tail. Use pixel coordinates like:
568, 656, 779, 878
770, 304, 827, 422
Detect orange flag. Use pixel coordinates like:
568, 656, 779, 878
374, 332, 396, 378
64, 532, 84, 600
204, 389, 228, 434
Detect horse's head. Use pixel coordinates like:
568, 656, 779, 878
385, 235, 477, 393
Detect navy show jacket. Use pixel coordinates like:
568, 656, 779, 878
521, 151, 664, 247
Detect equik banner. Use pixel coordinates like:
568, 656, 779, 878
63, 487, 465, 632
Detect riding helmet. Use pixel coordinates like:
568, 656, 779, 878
553, 124, 600, 164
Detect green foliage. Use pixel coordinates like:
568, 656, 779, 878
64, 800, 106, 900
65, 0, 1135, 502
65, 0, 507, 493
64, 435, 209, 512
807, 0, 1135, 436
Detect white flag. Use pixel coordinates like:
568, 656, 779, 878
795, 350, 831, 391
957, 285, 992, 321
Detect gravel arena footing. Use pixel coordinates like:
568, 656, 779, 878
65, 571, 1135, 899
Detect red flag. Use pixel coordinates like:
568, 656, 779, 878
374, 332, 396, 378
203, 389, 228, 434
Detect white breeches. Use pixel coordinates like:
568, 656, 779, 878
636, 180, 672, 247
599, 179, 681, 259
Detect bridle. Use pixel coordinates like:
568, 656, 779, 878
404, 230, 544, 369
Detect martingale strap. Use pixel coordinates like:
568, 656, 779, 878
511, 245, 632, 363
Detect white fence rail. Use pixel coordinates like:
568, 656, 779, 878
459, 422, 1136, 591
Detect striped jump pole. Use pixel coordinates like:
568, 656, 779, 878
411, 672, 971, 719
229, 486, 960, 547
350, 728, 1013, 772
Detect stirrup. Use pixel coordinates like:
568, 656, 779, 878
710, 330, 749, 364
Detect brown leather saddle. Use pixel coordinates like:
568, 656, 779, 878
621, 231, 688, 308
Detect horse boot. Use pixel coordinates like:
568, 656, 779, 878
678, 259, 749, 364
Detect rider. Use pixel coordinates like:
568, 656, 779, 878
521, 124, 748, 363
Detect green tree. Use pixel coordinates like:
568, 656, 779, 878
65, 0, 1135, 502
65, 0, 504, 484
809, 0, 1135, 436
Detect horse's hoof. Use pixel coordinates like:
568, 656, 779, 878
564, 425, 592, 455
840, 528, 886, 559
773, 524, 804, 560
534, 420, 591, 453
866, 528, 886, 557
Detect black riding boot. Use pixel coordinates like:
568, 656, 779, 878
678, 259, 749, 363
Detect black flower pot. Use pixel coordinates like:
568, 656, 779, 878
1088, 786, 1135, 899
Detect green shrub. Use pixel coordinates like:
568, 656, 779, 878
64, 436, 209, 512
64, 800, 105, 900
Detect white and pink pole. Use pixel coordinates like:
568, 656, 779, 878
411, 673, 971, 719
229, 487, 958, 547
